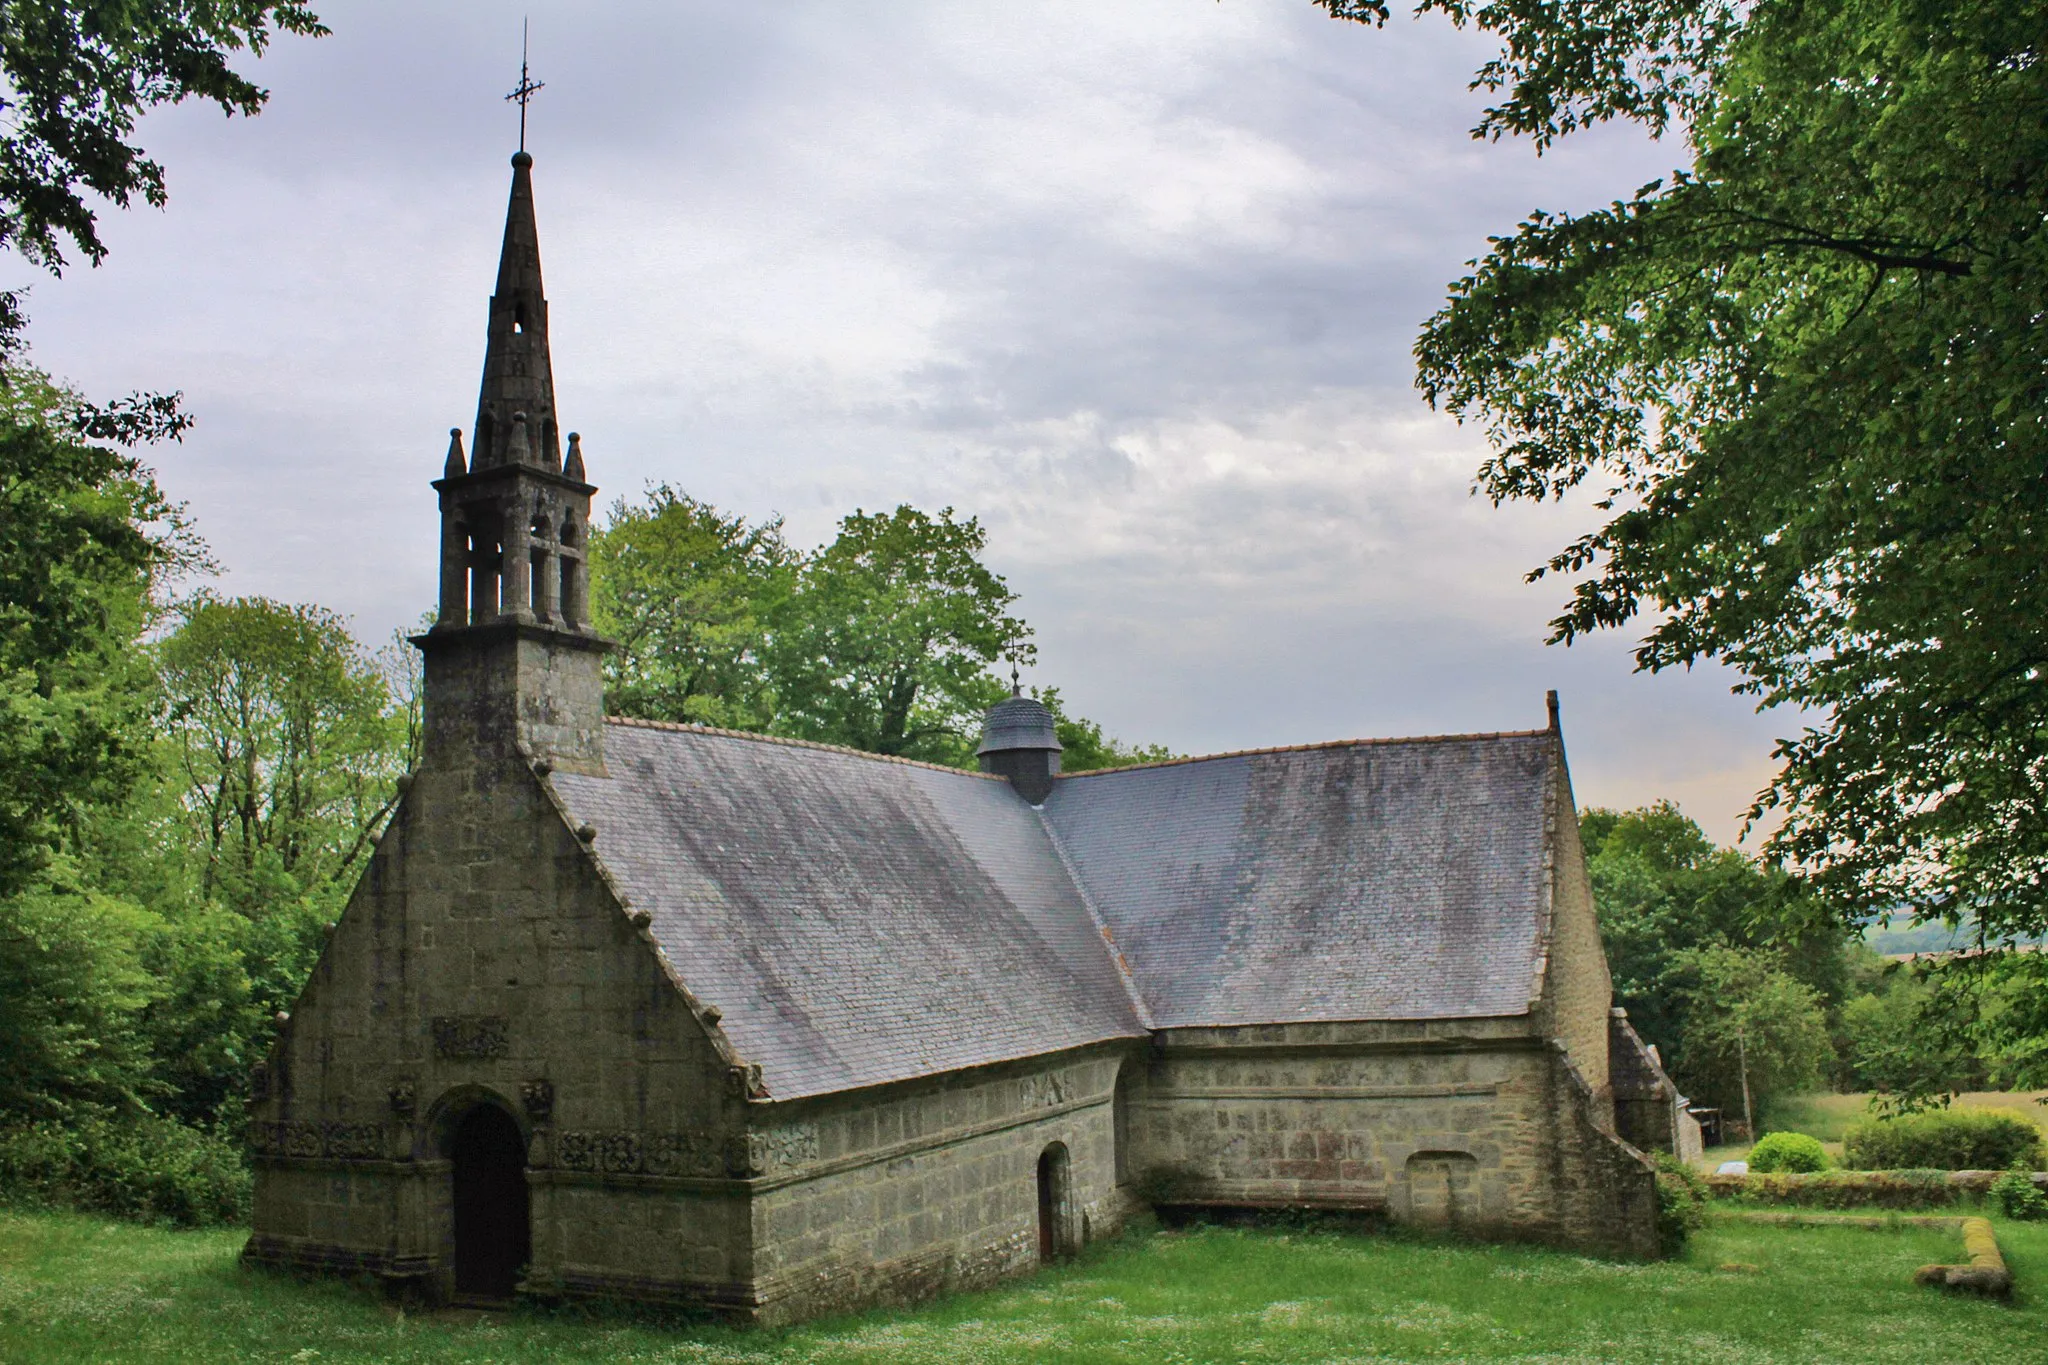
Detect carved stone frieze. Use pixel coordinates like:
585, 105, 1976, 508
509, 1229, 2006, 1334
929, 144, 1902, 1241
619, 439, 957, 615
431, 1015, 509, 1060
553, 1128, 725, 1177
248, 1119, 388, 1162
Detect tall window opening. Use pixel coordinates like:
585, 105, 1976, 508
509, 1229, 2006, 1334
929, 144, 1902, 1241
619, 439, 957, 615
467, 530, 502, 625
450, 1104, 529, 1300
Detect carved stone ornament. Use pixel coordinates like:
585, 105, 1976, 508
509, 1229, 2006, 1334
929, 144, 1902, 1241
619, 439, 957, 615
520, 1078, 554, 1119
431, 1015, 509, 1060
387, 1081, 417, 1117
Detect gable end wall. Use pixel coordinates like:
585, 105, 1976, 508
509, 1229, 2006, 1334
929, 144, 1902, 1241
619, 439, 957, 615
244, 755, 749, 1302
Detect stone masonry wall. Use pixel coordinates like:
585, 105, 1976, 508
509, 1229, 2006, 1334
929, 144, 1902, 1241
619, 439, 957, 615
738, 1046, 1139, 1325
1128, 1019, 1658, 1254
244, 740, 747, 1303
1133, 1020, 1550, 1232
1538, 755, 1614, 1113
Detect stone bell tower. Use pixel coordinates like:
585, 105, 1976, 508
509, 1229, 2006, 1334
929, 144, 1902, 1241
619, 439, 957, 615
415, 150, 611, 776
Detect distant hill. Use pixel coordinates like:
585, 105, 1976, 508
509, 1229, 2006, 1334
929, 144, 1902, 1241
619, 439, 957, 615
1863, 913, 2047, 958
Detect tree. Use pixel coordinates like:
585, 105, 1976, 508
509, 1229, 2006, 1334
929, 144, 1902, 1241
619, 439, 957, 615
0, 2, 325, 289
589, 486, 790, 729
0, 369, 195, 901
1033, 687, 1177, 773
767, 506, 1030, 765
1582, 802, 1846, 1075
1319, 4, 2048, 1002
0, 873, 162, 1121
1673, 945, 1833, 1131
155, 595, 405, 918
1837, 961, 1986, 1099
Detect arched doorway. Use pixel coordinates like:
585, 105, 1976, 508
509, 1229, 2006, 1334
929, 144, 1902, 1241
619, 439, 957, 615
451, 1104, 530, 1299
1036, 1142, 1072, 1263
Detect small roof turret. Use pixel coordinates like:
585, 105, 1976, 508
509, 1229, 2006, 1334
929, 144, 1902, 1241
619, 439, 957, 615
978, 687, 1062, 804
977, 691, 1062, 758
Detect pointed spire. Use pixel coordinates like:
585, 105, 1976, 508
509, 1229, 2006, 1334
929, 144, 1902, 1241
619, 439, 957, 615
443, 427, 466, 478
563, 431, 585, 482
472, 151, 559, 470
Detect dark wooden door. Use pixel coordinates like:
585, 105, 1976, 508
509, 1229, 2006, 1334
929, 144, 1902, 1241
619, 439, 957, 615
1036, 1144, 1068, 1263
452, 1106, 529, 1299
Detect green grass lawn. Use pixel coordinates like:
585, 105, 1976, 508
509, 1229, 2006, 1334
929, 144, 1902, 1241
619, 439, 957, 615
3, 1210, 2045, 1363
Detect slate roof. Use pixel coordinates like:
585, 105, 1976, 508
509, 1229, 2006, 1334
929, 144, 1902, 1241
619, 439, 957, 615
552, 720, 1561, 1100
1041, 734, 1558, 1029
551, 722, 1146, 1100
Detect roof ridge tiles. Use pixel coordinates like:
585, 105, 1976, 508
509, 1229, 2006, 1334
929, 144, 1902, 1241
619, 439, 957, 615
1054, 727, 1555, 781
604, 715, 1556, 782
603, 715, 1009, 778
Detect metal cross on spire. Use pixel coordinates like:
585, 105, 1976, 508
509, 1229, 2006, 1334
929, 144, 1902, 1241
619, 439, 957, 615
505, 18, 545, 152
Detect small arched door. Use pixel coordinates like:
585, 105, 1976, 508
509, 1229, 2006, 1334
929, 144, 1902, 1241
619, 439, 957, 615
451, 1104, 530, 1299
1036, 1142, 1072, 1263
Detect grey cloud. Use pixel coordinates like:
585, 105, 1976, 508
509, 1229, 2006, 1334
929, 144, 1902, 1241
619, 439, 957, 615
15, 2, 1774, 840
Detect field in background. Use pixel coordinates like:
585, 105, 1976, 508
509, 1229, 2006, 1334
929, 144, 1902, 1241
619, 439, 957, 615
1700, 1090, 2048, 1168
1, 1207, 2042, 1363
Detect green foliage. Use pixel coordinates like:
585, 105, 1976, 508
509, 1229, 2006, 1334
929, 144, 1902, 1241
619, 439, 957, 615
768, 506, 1028, 765
1323, 1, 2048, 1067
0, 2, 326, 278
1669, 945, 1833, 1120
589, 486, 790, 730
1836, 962, 1986, 1097
1651, 1152, 1708, 1254
155, 595, 407, 913
1844, 1108, 2045, 1172
0, 1115, 247, 1227
1032, 687, 1178, 773
0, 870, 161, 1121
0, 368, 192, 901
1580, 803, 1848, 1106
1989, 1164, 2048, 1221
590, 488, 1174, 769
1746, 1131, 1830, 1174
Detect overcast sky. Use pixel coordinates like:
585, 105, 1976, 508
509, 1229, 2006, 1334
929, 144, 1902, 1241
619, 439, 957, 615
22, 1, 1786, 841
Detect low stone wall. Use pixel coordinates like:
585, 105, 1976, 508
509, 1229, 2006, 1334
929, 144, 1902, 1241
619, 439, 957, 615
1707, 1169, 2048, 1209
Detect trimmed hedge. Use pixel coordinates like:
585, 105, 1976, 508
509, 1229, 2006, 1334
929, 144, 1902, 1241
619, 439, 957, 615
1748, 1131, 1830, 1173
0, 1115, 249, 1227
1843, 1109, 2043, 1171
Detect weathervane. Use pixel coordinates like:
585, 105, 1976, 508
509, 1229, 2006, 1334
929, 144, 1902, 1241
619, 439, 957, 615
505, 18, 545, 152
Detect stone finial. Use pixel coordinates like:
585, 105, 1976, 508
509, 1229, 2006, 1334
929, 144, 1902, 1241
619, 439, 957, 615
564, 431, 585, 482
506, 411, 534, 466
444, 428, 467, 478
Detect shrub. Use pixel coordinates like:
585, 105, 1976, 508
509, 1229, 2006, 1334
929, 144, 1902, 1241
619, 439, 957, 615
0, 1114, 249, 1226
1653, 1154, 1708, 1254
1843, 1108, 2043, 1171
1748, 1131, 1830, 1173
1988, 1164, 2048, 1222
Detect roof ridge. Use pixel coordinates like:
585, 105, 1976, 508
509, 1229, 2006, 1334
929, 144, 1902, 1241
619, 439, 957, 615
603, 715, 1008, 779
1057, 727, 1555, 780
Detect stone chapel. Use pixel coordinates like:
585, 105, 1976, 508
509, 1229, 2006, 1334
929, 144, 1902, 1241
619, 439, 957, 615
242, 150, 1689, 1321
